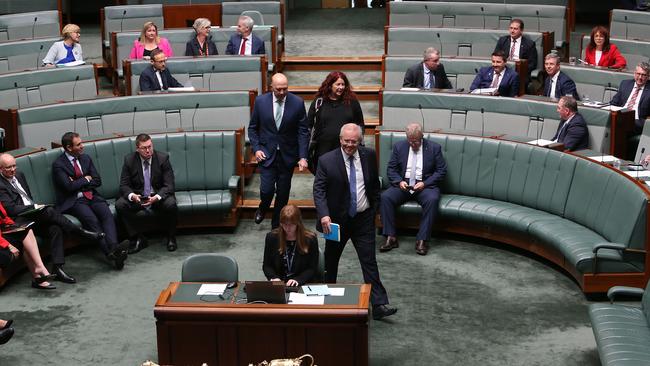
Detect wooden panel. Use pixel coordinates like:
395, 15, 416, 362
169, 324, 218, 365
163, 4, 222, 29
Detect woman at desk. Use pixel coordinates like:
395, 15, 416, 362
185, 18, 218, 57
42, 24, 83, 66
129, 21, 173, 60
263, 205, 319, 286
583, 26, 627, 70
307, 71, 364, 173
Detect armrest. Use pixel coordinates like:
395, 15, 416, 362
228, 175, 240, 190
607, 285, 645, 303
592, 242, 628, 274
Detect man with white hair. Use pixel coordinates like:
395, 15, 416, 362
225, 15, 265, 55
402, 47, 452, 90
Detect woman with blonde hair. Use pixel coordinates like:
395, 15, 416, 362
42, 23, 83, 66
262, 205, 319, 286
129, 21, 173, 60
185, 18, 218, 57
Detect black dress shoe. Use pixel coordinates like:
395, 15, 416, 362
379, 236, 399, 252
0, 327, 14, 345
254, 208, 265, 224
107, 241, 129, 270
31, 280, 56, 290
166, 236, 177, 252
372, 305, 397, 320
1, 319, 13, 330
53, 265, 77, 284
78, 228, 105, 241
127, 235, 148, 254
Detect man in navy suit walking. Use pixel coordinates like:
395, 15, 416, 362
611, 62, 650, 133
225, 15, 266, 56
470, 50, 520, 97
379, 123, 447, 256
249, 73, 309, 228
51, 132, 128, 270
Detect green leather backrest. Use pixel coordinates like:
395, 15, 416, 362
0, 37, 59, 72
610, 9, 650, 42
15, 148, 63, 205
560, 65, 632, 103
0, 10, 60, 41
103, 5, 164, 46
222, 1, 283, 33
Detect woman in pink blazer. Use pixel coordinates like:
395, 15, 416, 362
583, 25, 627, 69
129, 21, 173, 59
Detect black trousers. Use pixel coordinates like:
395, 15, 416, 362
259, 156, 294, 228
20, 206, 79, 266
323, 208, 389, 306
115, 195, 178, 238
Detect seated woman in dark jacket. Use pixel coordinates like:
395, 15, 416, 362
263, 205, 319, 286
185, 18, 218, 57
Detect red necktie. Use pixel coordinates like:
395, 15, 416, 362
626, 86, 640, 109
239, 37, 247, 55
491, 72, 501, 88
73, 158, 93, 200
509, 38, 516, 60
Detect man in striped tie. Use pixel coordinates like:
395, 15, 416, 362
611, 62, 650, 133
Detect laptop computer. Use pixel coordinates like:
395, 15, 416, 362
244, 281, 287, 304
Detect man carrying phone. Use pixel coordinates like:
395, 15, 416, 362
115, 134, 178, 253
379, 123, 447, 255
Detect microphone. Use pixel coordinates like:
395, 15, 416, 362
481, 7, 486, 29
31, 16, 38, 39
424, 5, 431, 28
639, 147, 646, 165
206, 65, 215, 90
436, 32, 443, 57
13, 82, 21, 109
418, 104, 425, 132
481, 108, 485, 137
131, 106, 137, 134
536, 10, 541, 32
536, 115, 541, 144
624, 15, 628, 40
71, 75, 79, 101
36, 44, 43, 69
73, 114, 77, 133
120, 10, 127, 33
191, 103, 200, 131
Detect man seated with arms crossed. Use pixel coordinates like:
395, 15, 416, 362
610, 62, 650, 134
225, 15, 265, 56
0, 153, 105, 283
470, 50, 520, 97
379, 123, 447, 256
552, 96, 589, 151
52, 132, 129, 270
139, 49, 183, 92
543, 53, 580, 100
116, 134, 178, 253
402, 47, 452, 90
494, 19, 538, 75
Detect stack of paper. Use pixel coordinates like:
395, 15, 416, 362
196, 284, 227, 295
302, 285, 331, 296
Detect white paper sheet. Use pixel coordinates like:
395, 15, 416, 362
302, 284, 331, 296
601, 105, 625, 111
527, 139, 555, 146
197, 283, 227, 295
329, 288, 345, 296
288, 293, 324, 305
168, 86, 196, 92
589, 155, 618, 163
622, 170, 650, 178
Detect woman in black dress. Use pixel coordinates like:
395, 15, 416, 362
185, 18, 218, 57
262, 205, 319, 286
307, 71, 364, 172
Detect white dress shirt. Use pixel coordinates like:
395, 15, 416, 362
342, 148, 369, 213
405, 144, 423, 181
510, 37, 522, 60
239, 34, 253, 55
625, 83, 646, 120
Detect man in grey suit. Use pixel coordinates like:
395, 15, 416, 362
403, 47, 452, 90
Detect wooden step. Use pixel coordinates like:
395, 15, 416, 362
281, 56, 382, 71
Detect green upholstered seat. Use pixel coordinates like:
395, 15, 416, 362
102, 4, 164, 48
611, 9, 650, 43
561, 65, 632, 104
377, 131, 648, 277
0, 37, 60, 73
181, 253, 239, 282
221, 1, 283, 40
0, 10, 60, 41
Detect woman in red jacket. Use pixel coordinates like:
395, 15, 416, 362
583, 26, 627, 69
0, 203, 55, 289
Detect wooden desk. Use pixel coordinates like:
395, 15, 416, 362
154, 282, 370, 366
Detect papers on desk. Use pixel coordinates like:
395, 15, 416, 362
400, 87, 420, 91
329, 287, 345, 296
590, 155, 618, 163
600, 105, 625, 112
57, 60, 85, 67
167, 86, 196, 92
470, 88, 497, 95
622, 170, 650, 178
197, 283, 227, 295
302, 285, 331, 296
528, 139, 555, 146
583, 101, 609, 108
288, 293, 324, 305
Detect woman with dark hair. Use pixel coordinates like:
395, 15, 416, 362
185, 18, 218, 57
129, 21, 173, 60
263, 205, 319, 286
583, 25, 627, 69
307, 71, 364, 172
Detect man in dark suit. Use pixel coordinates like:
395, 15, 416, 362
313, 123, 397, 321
494, 18, 538, 73
115, 134, 178, 253
0, 153, 105, 283
225, 15, 266, 56
139, 49, 183, 92
402, 47, 452, 89
249, 73, 309, 228
610, 62, 650, 133
51, 132, 128, 270
379, 123, 447, 256
553, 96, 589, 151
542, 53, 580, 100
470, 50, 520, 97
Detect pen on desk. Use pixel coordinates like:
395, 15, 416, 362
307, 286, 312, 291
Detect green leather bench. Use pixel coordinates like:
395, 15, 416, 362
0, 130, 243, 287
0, 10, 61, 41
589, 281, 650, 365
560, 64, 633, 104
610, 9, 650, 43
376, 130, 650, 293
0, 64, 98, 110
0, 37, 60, 73
123, 55, 267, 96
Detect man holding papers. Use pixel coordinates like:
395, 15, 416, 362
552, 96, 589, 151
380, 123, 447, 256
313, 123, 396, 320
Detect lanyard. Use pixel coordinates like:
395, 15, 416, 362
284, 242, 296, 273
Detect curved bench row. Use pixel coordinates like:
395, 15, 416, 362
0, 129, 243, 287
376, 130, 650, 294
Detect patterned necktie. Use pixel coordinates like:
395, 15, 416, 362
626, 86, 640, 109
509, 38, 516, 60
427, 71, 434, 89
72, 158, 93, 200
408, 150, 418, 188
348, 155, 357, 218
275, 99, 284, 129
143, 160, 152, 198
11, 178, 32, 204
239, 37, 247, 55
491, 72, 501, 88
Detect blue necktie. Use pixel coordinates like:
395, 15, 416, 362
143, 160, 152, 197
348, 155, 357, 218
